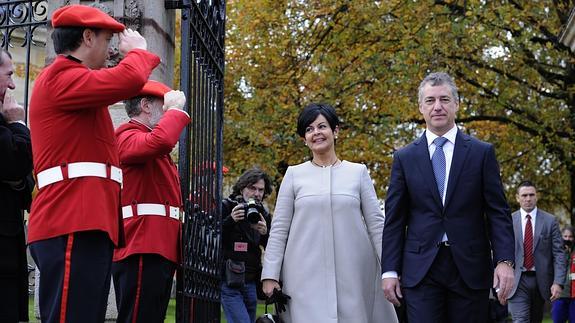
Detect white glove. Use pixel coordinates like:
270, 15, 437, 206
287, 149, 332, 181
163, 90, 186, 111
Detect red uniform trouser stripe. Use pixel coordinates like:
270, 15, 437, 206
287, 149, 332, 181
132, 255, 144, 323
60, 233, 74, 323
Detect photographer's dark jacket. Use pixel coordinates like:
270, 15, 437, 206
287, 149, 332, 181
222, 196, 271, 282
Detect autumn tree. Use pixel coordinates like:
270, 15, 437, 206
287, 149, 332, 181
223, 0, 575, 223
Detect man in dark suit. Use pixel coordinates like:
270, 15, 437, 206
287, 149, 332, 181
381, 72, 515, 323
0, 49, 34, 322
508, 181, 565, 322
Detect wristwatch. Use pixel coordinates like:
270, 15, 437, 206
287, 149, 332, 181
498, 260, 515, 269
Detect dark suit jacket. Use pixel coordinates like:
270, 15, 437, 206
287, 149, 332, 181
0, 114, 33, 236
0, 113, 33, 321
381, 130, 514, 290
509, 209, 566, 300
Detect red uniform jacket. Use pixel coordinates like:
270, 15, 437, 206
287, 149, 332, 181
28, 50, 160, 245
113, 109, 190, 263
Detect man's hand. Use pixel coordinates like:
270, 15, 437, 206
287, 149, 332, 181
382, 277, 402, 306
118, 28, 147, 55
1, 92, 24, 122
550, 283, 562, 301
250, 214, 267, 235
493, 262, 514, 305
262, 279, 281, 297
163, 90, 186, 111
230, 204, 245, 222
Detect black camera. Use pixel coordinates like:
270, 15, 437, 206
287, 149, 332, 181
242, 198, 265, 224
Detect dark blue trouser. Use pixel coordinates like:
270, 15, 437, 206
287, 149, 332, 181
552, 298, 575, 323
403, 245, 489, 323
221, 281, 257, 323
112, 254, 176, 323
30, 231, 113, 323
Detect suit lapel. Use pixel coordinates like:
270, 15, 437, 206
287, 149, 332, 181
512, 212, 525, 270
513, 212, 523, 252
533, 210, 543, 249
444, 130, 471, 210
414, 132, 443, 208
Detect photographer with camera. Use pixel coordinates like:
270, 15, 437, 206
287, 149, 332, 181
221, 167, 272, 323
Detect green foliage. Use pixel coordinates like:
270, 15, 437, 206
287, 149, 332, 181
224, 0, 575, 222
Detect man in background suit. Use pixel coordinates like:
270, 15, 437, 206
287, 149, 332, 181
0, 49, 33, 323
381, 72, 515, 323
508, 181, 566, 322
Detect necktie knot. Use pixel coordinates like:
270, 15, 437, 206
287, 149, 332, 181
434, 136, 448, 148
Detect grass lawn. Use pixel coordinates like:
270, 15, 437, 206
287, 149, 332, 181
27, 297, 554, 322
27, 297, 268, 322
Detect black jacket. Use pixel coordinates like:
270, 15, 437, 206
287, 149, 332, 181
0, 114, 33, 237
222, 196, 271, 282
0, 113, 33, 322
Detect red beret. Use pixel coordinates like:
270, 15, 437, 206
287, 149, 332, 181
139, 80, 172, 98
52, 5, 125, 32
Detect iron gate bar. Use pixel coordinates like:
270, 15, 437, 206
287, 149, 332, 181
169, 0, 226, 321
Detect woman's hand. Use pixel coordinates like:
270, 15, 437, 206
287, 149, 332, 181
262, 279, 281, 297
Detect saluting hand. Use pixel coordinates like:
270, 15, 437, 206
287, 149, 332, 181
1, 91, 24, 122
163, 90, 186, 111
118, 28, 147, 55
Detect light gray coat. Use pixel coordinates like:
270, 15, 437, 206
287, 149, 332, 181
261, 161, 398, 323
509, 208, 566, 300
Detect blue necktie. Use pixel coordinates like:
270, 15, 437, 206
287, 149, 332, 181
432, 137, 448, 200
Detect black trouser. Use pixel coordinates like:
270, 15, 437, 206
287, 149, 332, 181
0, 231, 28, 323
113, 254, 176, 323
30, 231, 113, 323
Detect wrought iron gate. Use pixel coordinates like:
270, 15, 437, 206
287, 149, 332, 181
0, 0, 48, 120
166, 1, 226, 322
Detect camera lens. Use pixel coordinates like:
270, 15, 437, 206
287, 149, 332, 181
247, 207, 260, 224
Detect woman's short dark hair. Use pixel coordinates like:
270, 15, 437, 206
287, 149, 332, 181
296, 103, 339, 138
52, 27, 101, 54
230, 167, 273, 200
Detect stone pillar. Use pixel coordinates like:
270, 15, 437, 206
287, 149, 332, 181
35, 1, 176, 320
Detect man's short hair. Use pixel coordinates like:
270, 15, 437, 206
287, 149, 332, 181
517, 180, 536, 192
124, 96, 156, 118
230, 167, 273, 200
51, 26, 100, 54
0, 49, 12, 66
418, 72, 460, 104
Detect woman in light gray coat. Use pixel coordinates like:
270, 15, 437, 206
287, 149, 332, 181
261, 103, 398, 323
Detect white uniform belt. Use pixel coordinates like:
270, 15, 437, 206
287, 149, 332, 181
36, 162, 122, 189
122, 203, 181, 220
